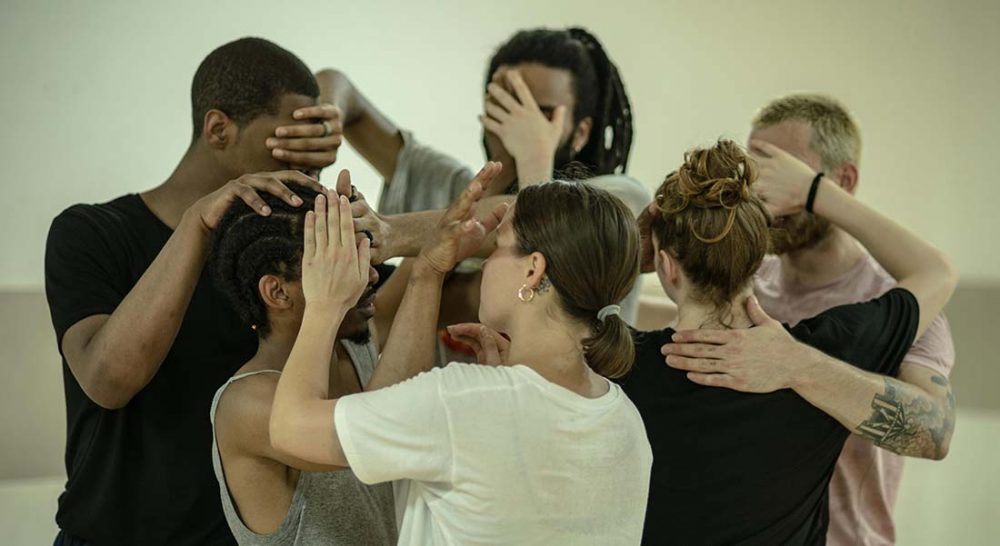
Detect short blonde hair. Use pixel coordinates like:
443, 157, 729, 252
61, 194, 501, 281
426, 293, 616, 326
752, 94, 861, 172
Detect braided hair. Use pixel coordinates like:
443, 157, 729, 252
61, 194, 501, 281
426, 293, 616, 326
486, 27, 633, 176
210, 188, 321, 337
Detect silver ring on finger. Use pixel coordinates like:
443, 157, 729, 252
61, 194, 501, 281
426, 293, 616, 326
321, 120, 333, 137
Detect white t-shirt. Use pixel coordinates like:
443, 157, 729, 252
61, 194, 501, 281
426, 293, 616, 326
335, 362, 653, 546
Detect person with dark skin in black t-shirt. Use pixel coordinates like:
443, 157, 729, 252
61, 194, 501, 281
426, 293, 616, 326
624, 140, 957, 545
43, 38, 356, 546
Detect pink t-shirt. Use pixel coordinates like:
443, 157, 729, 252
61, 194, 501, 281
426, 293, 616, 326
754, 253, 955, 546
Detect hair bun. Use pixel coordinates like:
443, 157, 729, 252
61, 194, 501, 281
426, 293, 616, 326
667, 139, 756, 210
656, 140, 759, 244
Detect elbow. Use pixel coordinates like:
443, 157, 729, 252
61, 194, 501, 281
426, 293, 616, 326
935, 249, 960, 296
78, 358, 142, 410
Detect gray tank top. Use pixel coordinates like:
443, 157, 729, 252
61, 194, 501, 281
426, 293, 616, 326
210, 339, 398, 546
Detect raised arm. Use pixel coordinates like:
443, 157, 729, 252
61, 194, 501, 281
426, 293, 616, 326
317, 69, 404, 180
750, 139, 958, 336
57, 172, 323, 410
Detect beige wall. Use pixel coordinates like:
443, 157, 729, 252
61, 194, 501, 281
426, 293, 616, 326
1, 0, 999, 290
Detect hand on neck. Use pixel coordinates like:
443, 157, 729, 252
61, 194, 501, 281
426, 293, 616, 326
672, 288, 756, 331
778, 227, 866, 289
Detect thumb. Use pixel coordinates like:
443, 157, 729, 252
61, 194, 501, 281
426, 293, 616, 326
746, 295, 772, 326
335, 169, 352, 198
481, 326, 501, 365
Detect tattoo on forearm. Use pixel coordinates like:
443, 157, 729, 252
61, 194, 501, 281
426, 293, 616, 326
855, 375, 955, 459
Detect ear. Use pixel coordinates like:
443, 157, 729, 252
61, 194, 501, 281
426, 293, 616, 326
656, 249, 681, 289
571, 116, 594, 155
258, 274, 294, 311
525, 252, 548, 288
202, 109, 238, 150
832, 161, 859, 195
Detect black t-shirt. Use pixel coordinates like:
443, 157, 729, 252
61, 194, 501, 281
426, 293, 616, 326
620, 288, 919, 546
44, 194, 257, 546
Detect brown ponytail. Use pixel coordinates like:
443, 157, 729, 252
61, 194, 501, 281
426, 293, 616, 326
650, 140, 771, 325
513, 181, 639, 378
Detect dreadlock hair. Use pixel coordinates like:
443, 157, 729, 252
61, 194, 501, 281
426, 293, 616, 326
486, 27, 633, 176
210, 187, 322, 338
190, 37, 319, 142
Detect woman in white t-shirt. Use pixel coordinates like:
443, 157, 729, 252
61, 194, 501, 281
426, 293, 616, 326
269, 162, 653, 546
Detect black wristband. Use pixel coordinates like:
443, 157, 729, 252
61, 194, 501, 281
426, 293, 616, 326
805, 172, 825, 213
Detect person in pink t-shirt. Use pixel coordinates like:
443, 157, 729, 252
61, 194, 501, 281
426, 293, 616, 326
664, 94, 956, 546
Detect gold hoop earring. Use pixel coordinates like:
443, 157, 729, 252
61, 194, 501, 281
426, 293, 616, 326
517, 284, 535, 302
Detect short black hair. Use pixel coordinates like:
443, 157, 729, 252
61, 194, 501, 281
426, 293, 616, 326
190, 37, 319, 141
486, 27, 633, 176
210, 187, 321, 337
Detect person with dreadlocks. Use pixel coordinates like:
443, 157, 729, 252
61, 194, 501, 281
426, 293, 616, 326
265, 27, 650, 337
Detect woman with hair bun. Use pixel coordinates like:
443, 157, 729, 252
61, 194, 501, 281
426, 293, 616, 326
624, 140, 957, 545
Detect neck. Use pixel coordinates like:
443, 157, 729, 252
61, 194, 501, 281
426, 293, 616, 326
672, 287, 755, 331
250, 332, 299, 372
778, 227, 865, 288
141, 143, 234, 228
505, 309, 595, 384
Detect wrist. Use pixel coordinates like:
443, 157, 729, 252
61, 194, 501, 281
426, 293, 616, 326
178, 208, 213, 241
786, 346, 825, 391
303, 301, 351, 327
413, 256, 449, 280
514, 150, 555, 186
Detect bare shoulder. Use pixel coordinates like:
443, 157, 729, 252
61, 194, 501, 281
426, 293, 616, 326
214, 371, 282, 454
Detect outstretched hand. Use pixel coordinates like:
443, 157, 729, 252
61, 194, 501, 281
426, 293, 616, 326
419, 162, 506, 274
300, 173, 371, 312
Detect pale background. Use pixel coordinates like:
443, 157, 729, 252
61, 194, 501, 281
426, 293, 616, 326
1, 0, 998, 544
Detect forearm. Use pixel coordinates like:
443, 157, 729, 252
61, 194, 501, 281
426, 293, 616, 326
382, 195, 513, 259
367, 260, 445, 391
270, 305, 347, 464
813, 178, 958, 333
791, 353, 955, 459
315, 68, 402, 180
75, 213, 210, 406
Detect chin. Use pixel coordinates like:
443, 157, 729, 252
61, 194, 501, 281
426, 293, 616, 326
337, 311, 372, 345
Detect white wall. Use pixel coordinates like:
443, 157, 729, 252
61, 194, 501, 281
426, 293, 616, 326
2, 0, 998, 288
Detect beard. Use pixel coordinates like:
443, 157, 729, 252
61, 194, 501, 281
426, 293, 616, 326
337, 285, 376, 345
768, 211, 833, 255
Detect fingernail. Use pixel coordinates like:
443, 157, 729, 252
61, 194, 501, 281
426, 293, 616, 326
293, 111, 303, 119
273, 149, 285, 157
291, 196, 303, 206
275, 128, 287, 137
261, 206, 271, 215
266, 138, 277, 147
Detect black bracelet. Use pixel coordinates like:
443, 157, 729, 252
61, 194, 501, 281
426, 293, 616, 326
805, 172, 825, 213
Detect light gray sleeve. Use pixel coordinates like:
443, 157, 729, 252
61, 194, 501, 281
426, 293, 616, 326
376, 130, 475, 214
582, 175, 653, 326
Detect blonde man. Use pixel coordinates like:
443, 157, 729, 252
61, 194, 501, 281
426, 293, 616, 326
667, 94, 956, 546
